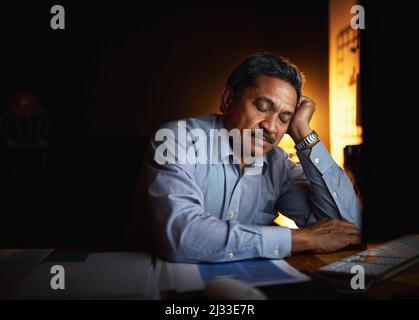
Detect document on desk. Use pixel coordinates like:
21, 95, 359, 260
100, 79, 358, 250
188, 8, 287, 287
12, 252, 162, 300
164, 259, 310, 293
0, 249, 54, 299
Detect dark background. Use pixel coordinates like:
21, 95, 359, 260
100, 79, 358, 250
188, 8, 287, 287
3, 0, 416, 247
360, 0, 419, 241
0, 0, 329, 247
1, 0, 330, 142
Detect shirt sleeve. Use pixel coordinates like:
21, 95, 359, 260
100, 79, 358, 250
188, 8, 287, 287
275, 141, 362, 229
145, 131, 292, 263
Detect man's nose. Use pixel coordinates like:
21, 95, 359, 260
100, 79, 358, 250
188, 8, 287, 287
260, 113, 277, 134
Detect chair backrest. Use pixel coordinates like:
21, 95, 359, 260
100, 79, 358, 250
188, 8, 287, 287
76, 134, 149, 248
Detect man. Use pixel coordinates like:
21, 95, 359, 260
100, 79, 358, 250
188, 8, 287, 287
144, 53, 361, 263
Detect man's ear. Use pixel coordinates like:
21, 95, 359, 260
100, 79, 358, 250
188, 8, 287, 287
220, 86, 235, 114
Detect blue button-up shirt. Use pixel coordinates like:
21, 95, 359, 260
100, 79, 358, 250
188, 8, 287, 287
145, 114, 362, 263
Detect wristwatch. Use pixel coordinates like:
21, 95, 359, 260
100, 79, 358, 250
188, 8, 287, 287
294, 130, 319, 151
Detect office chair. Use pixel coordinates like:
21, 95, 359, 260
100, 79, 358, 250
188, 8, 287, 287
75, 134, 149, 248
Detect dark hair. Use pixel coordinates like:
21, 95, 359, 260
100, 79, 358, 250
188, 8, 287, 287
226, 53, 303, 105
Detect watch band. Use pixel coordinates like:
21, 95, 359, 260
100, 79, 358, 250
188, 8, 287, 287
294, 130, 319, 151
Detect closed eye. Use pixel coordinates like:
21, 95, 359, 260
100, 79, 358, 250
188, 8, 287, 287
256, 103, 269, 112
279, 112, 293, 124
279, 115, 290, 123
254, 97, 273, 112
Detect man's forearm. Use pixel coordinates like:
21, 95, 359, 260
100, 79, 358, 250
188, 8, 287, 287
296, 142, 362, 228
291, 228, 313, 252
288, 124, 313, 144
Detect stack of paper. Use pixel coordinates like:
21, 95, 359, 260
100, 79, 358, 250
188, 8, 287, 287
12, 252, 161, 300
163, 259, 310, 293
0, 249, 54, 299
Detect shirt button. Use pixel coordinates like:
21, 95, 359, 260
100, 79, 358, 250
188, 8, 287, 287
332, 192, 338, 198
228, 252, 234, 259
314, 158, 320, 164
273, 249, 280, 256
228, 211, 236, 219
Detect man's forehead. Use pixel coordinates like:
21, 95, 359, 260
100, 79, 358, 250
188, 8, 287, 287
252, 90, 297, 110
251, 76, 297, 107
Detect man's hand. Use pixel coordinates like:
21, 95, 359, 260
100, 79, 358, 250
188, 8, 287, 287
291, 219, 361, 254
287, 96, 316, 143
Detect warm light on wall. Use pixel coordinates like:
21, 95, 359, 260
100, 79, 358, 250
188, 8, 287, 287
329, 0, 363, 167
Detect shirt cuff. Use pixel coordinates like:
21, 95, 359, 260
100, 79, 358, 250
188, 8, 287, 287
261, 226, 291, 259
297, 141, 335, 175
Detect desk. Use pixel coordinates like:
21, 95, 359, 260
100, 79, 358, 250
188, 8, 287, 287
0, 250, 161, 299
282, 248, 419, 299
2, 247, 419, 300
160, 246, 419, 300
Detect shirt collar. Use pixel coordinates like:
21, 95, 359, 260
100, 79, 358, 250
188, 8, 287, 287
214, 114, 268, 174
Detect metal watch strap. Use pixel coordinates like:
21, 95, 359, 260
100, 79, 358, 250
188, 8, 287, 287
294, 130, 319, 151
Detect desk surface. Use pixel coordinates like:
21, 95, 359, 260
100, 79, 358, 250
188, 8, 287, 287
283, 248, 419, 299
160, 244, 419, 300
2, 246, 419, 300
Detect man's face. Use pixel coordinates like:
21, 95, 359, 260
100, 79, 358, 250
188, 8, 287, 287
222, 74, 298, 156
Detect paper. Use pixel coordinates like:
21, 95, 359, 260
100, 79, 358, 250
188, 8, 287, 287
12, 252, 162, 300
0, 249, 54, 299
165, 259, 310, 293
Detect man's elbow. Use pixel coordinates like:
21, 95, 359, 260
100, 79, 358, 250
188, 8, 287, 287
157, 240, 195, 263
157, 241, 223, 263
160, 247, 189, 263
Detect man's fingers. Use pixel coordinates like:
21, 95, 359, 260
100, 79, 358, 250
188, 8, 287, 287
298, 96, 315, 109
338, 224, 361, 235
330, 219, 358, 228
298, 96, 306, 105
330, 225, 361, 236
327, 220, 361, 234
312, 219, 357, 229
347, 235, 362, 245
312, 219, 360, 234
